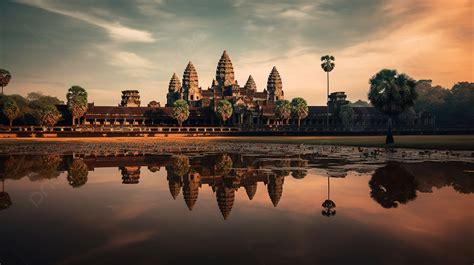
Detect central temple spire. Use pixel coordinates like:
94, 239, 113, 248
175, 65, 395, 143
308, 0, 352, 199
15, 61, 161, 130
215, 50, 235, 87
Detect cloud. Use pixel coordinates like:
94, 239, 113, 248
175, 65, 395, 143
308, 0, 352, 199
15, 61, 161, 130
14, 0, 156, 43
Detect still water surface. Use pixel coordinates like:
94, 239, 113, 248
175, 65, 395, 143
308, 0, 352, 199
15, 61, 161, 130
0, 152, 473, 265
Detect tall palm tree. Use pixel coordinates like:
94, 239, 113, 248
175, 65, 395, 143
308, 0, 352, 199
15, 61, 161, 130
216, 100, 233, 126
321, 175, 336, 217
2, 99, 20, 126
275, 99, 291, 125
321, 55, 335, 126
0, 69, 12, 95
291, 97, 309, 128
368, 69, 417, 144
172, 99, 190, 127
66, 86, 88, 126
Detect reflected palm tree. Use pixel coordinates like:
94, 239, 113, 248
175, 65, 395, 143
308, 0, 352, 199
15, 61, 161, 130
67, 159, 89, 188
0, 178, 12, 211
369, 162, 418, 208
214, 154, 233, 176
321, 174, 336, 217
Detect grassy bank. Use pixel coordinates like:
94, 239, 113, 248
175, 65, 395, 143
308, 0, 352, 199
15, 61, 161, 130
0, 135, 473, 150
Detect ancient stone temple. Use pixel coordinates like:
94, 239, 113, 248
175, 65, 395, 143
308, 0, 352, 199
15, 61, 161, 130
182, 62, 201, 103
73, 50, 424, 129
267, 66, 284, 102
120, 90, 141, 107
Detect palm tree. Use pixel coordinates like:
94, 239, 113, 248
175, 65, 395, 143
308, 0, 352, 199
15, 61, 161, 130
172, 99, 190, 127
291, 97, 309, 128
67, 159, 89, 188
275, 99, 291, 125
66, 86, 88, 126
321, 55, 335, 126
0, 69, 12, 95
321, 174, 336, 217
368, 69, 417, 144
32, 103, 62, 130
2, 99, 20, 126
216, 100, 233, 126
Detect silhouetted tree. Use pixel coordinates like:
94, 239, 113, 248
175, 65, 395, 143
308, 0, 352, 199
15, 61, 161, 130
368, 69, 417, 144
369, 162, 418, 208
0, 69, 12, 95
321, 55, 335, 126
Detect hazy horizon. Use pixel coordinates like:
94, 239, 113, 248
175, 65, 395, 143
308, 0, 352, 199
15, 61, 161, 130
1, 0, 472, 106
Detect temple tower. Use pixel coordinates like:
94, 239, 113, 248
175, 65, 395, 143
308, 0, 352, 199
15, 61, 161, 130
120, 90, 140, 107
244, 180, 258, 200
216, 185, 235, 220
166, 73, 182, 106
182, 172, 201, 211
266, 66, 284, 102
182, 61, 201, 101
267, 175, 284, 207
243, 75, 257, 93
215, 50, 235, 88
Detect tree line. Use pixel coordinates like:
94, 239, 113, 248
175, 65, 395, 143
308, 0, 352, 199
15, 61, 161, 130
0, 85, 88, 129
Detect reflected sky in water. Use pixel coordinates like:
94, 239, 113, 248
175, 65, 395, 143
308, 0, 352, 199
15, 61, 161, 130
0, 153, 473, 265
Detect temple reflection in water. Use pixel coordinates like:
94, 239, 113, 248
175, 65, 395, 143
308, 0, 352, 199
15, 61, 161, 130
0, 153, 472, 219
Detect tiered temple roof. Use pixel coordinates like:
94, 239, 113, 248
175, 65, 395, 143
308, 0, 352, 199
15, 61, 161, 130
215, 50, 235, 87
267, 175, 284, 207
216, 185, 235, 220
182, 62, 200, 101
267, 66, 284, 102
243, 75, 257, 92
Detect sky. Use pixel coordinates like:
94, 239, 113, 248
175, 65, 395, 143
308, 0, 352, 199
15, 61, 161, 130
0, 0, 472, 106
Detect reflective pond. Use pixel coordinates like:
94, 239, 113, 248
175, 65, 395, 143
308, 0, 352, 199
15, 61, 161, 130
0, 152, 473, 265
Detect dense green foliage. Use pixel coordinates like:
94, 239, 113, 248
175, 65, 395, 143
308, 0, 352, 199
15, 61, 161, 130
291, 97, 309, 127
66, 86, 88, 125
31, 102, 62, 127
414, 80, 473, 126
368, 69, 417, 144
2, 99, 20, 126
216, 100, 233, 125
172, 99, 189, 126
0, 93, 63, 126
275, 99, 291, 124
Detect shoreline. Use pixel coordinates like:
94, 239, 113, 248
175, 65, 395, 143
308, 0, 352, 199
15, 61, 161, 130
0, 135, 473, 151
